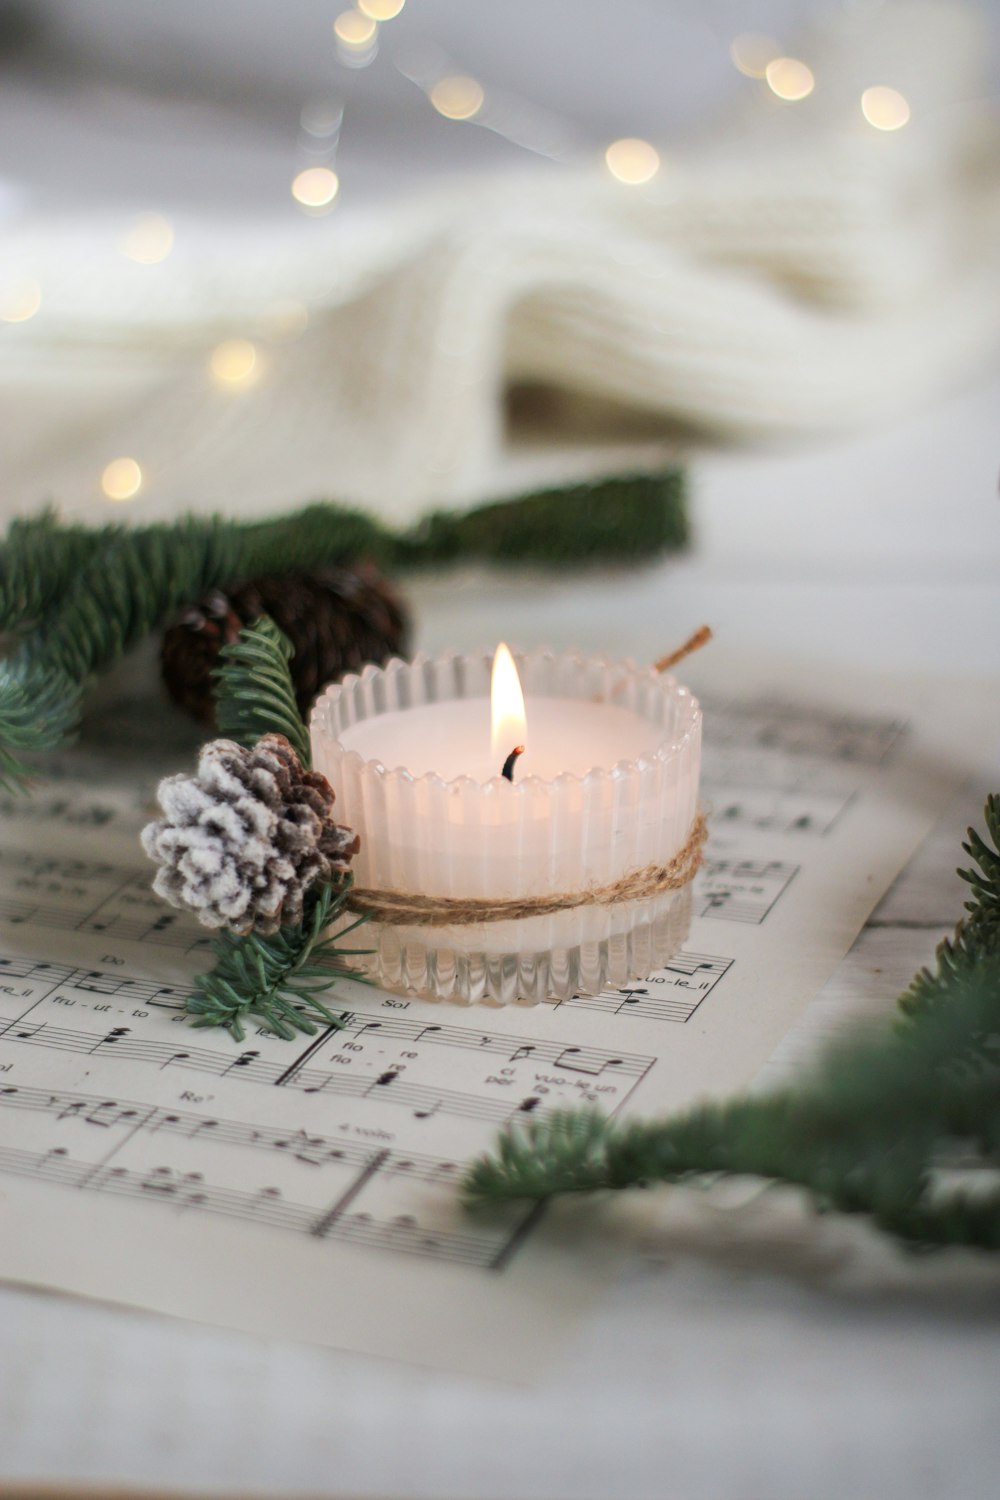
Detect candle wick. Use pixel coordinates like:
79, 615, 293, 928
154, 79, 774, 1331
501, 745, 525, 782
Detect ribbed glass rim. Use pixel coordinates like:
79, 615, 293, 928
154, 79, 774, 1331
310, 646, 701, 794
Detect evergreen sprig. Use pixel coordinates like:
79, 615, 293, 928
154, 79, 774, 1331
464, 798, 1000, 1251
214, 616, 311, 764
0, 661, 83, 787
186, 878, 370, 1042
0, 471, 685, 792
180, 613, 371, 1040
960, 792, 1000, 938
0, 510, 110, 633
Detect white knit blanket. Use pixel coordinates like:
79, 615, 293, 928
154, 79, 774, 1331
2, 0, 999, 527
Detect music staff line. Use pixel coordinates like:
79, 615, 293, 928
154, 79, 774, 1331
550, 953, 734, 1023
695, 695, 907, 766
0, 892, 209, 954
0, 947, 730, 1032
701, 780, 856, 838
0, 1017, 641, 1125
0, 1082, 465, 1185
0, 846, 211, 952
697, 858, 800, 925
0, 1142, 500, 1267
0, 956, 186, 1008
0, 957, 653, 1077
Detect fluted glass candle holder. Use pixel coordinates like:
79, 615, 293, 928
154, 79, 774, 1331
310, 648, 702, 1006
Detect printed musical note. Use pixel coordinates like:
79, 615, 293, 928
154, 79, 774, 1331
83, 1100, 123, 1128
553, 1046, 623, 1076
697, 858, 799, 925
225, 1050, 261, 1073
352, 1022, 384, 1040
547, 952, 734, 1024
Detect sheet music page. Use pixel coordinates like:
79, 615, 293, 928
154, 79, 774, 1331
0, 654, 993, 1377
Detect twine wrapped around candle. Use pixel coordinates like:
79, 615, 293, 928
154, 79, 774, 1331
346, 811, 707, 928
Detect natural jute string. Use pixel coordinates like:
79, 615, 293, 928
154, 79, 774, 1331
346, 811, 707, 928
654, 624, 712, 674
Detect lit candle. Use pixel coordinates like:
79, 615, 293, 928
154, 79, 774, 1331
311, 646, 702, 1005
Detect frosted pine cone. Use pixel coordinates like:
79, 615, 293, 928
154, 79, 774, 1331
141, 734, 358, 936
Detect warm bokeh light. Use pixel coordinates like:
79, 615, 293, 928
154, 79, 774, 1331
101, 457, 143, 502
765, 56, 816, 102
259, 300, 310, 341
430, 75, 485, 121
605, 138, 661, 186
0, 277, 42, 323
491, 642, 527, 766
358, 0, 405, 17
729, 33, 781, 80
209, 338, 259, 386
333, 9, 377, 46
122, 213, 174, 264
861, 85, 911, 131
291, 166, 340, 208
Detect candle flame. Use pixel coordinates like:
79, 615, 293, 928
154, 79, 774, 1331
491, 643, 527, 766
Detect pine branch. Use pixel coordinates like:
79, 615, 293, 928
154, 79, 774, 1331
0, 662, 83, 790
394, 471, 688, 569
0, 470, 685, 790
0, 510, 112, 633
959, 792, 1000, 940
464, 797, 1000, 1251
185, 879, 370, 1042
213, 616, 311, 765
899, 797, 1000, 1023
25, 516, 246, 684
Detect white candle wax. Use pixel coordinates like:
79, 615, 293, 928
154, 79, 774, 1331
335, 696, 658, 782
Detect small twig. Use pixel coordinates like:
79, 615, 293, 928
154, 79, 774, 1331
654, 625, 713, 675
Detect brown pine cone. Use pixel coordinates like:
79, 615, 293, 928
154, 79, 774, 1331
161, 564, 410, 724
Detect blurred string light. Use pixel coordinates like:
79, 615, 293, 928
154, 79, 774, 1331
729, 33, 781, 80
861, 85, 910, 130
291, 165, 340, 210
292, 18, 354, 207
334, 8, 378, 67
430, 74, 485, 121
395, 46, 578, 160
333, 8, 376, 44
0, 277, 42, 322
605, 137, 660, 185
122, 213, 174, 264
357, 0, 405, 18
209, 338, 259, 387
101, 457, 143, 502
765, 56, 815, 102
